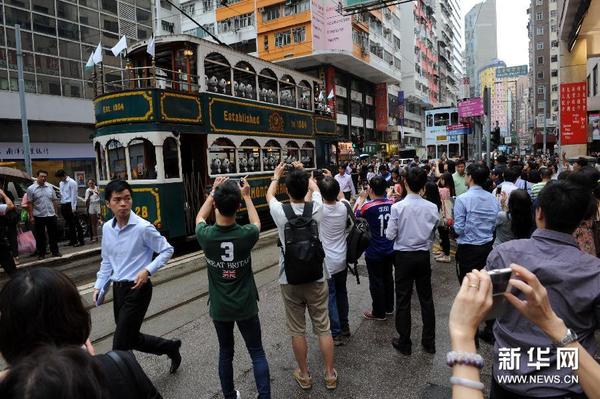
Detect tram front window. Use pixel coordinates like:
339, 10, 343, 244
129, 138, 157, 179
95, 142, 107, 181
301, 142, 315, 168
163, 137, 180, 179
262, 139, 281, 171
107, 140, 127, 180
238, 139, 261, 173
209, 137, 236, 175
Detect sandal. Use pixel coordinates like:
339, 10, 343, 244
293, 369, 313, 390
325, 369, 338, 390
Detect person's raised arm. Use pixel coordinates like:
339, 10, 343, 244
266, 163, 286, 203
504, 264, 600, 398
240, 177, 260, 231
0, 189, 14, 210
196, 176, 227, 225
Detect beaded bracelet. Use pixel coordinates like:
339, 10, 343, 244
449, 376, 485, 391
446, 351, 484, 369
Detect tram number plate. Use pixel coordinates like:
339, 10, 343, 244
134, 206, 149, 218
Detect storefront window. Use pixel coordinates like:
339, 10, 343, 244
285, 140, 299, 163
107, 140, 127, 180
163, 137, 180, 178
238, 139, 261, 173
128, 138, 157, 179
209, 137, 236, 175
301, 142, 315, 168
95, 142, 107, 180
262, 139, 281, 171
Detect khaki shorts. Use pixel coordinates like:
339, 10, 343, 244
280, 282, 330, 337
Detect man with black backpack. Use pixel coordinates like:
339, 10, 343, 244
267, 162, 338, 391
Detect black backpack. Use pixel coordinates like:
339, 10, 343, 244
343, 201, 371, 284
281, 202, 325, 285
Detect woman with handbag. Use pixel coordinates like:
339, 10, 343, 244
434, 173, 455, 263
85, 179, 101, 243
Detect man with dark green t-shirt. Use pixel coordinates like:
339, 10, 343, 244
195, 176, 270, 399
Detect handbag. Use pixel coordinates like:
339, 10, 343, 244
17, 229, 36, 254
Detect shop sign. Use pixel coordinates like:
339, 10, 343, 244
560, 82, 587, 145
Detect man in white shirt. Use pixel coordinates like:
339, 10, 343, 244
499, 167, 519, 204
0, 188, 17, 276
318, 173, 351, 346
335, 165, 356, 201
56, 169, 84, 247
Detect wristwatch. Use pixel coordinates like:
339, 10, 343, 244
554, 328, 578, 347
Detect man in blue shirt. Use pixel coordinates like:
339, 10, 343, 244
354, 176, 395, 321
453, 163, 500, 283
93, 180, 182, 374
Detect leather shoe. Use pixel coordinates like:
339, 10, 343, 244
168, 339, 182, 374
391, 338, 411, 355
422, 343, 436, 354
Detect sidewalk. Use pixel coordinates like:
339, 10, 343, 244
13, 239, 101, 270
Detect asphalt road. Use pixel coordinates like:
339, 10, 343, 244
85, 234, 496, 399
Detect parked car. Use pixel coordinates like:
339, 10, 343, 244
0, 167, 90, 242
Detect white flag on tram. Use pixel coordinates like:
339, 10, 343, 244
85, 51, 95, 69
92, 42, 103, 65
318, 90, 324, 101
147, 36, 155, 58
327, 89, 334, 100
111, 35, 128, 56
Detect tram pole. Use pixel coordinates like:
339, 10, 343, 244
15, 24, 32, 177
100, 62, 105, 95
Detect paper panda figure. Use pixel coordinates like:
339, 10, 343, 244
239, 157, 248, 173
211, 158, 221, 175
221, 158, 230, 174
261, 87, 268, 101
233, 80, 239, 96
239, 83, 246, 98
245, 84, 253, 98
263, 156, 269, 170
208, 76, 218, 92
267, 89, 275, 102
268, 156, 276, 170
218, 78, 227, 94
248, 156, 256, 171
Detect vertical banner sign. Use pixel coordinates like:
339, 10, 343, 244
375, 83, 388, 132
397, 91, 405, 126
560, 82, 587, 145
326, 65, 336, 118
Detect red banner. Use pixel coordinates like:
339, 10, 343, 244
325, 66, 336, 118
560, 82, 587, 145
375, 83, 388, 132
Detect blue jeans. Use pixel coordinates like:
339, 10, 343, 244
213, 315, 271, 399
328, 278, 341, 337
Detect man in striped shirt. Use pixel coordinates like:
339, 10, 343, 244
530, 167, 552, 200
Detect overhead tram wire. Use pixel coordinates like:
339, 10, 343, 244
341, 0, 415, 16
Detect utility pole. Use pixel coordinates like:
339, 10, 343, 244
16, 25, 32, 177
484, 86, 491, 167
543, 85, 547, 154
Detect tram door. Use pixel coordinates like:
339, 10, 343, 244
180, 133, 208, 234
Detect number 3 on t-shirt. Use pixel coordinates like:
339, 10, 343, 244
378, 213, 390, 236
221, 242, 234, 261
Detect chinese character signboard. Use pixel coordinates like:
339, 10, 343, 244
495, 65, 528, 79
560, 82, 587, 145
375, 83, 388, 132
458, 97, 484, 118
447, 123, 471, 136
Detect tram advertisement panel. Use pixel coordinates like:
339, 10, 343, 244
207, 95, 313, 137
239, 175, 288, 211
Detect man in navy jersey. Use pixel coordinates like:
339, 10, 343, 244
354, 176, 395, 321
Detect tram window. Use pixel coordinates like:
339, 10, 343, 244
209, 138, 236, 175
238, 139, 261, 173
301, 142, 315, 168
434, 113, 449, 126
298, 80, 311, 110
262, 139, 281, 171
95, 142, 107, 181
128, 138, 157, 179
284, 140, 300, 163
233, 61, 256, 100
106, 140, 127, 180
205, 52, 231, 95
426, 114, 433, 127
163, 137, 180, 179
451, 112, 458, 125
258, 68, 278, 104
280, 75, 296, 107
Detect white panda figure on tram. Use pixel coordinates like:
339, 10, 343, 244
248, 156, 256, 172
218, 78, 227, 94
211, 158, 221, 175
208, 76, 218, 92
233, 80, 239, 96
239, 156, 248, 173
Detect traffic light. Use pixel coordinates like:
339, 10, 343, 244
492, 126, 501, 149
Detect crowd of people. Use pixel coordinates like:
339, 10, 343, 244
1, 152, 600, 399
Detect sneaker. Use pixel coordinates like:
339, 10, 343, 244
324, 369, 338, 390
333, 335, 345, 346
341, 326, 351, 337
235, 390, 241, 399
362, 310, 386, 321
436, 255, 451, 263
293, 369, 313, 390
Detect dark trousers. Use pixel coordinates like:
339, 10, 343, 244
0, 232, 16, 276
332, 268, 349, 331
213, 315, 271, 399
490, 378, 587, 399
343, 191, 351, 201
394, 250, 435, 348
366, 255, 395, 318
6, 220, 17, 257
61, 204, 84, 245
112, 280, 175, 356
455, 242, 493, 283
34, 216, 59, 256
438, 226, 450, 256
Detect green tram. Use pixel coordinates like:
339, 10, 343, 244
93, 35, 338, 239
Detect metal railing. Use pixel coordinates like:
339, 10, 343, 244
91, 66, 201, 96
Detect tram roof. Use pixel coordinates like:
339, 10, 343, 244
128, 35, 317, 84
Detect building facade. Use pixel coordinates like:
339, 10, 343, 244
528, 0, 559, 151
464, 0, 497, 98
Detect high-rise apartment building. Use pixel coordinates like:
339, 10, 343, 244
464, 0, 497, 97
0, 0, 176, 179
528, 0, 559, 151
434, 0, 463, 106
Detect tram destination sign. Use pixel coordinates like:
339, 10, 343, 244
95, 90, 154, 128
206, 94, 313, 137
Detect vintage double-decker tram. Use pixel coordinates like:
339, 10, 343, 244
92, 35, 337, 239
